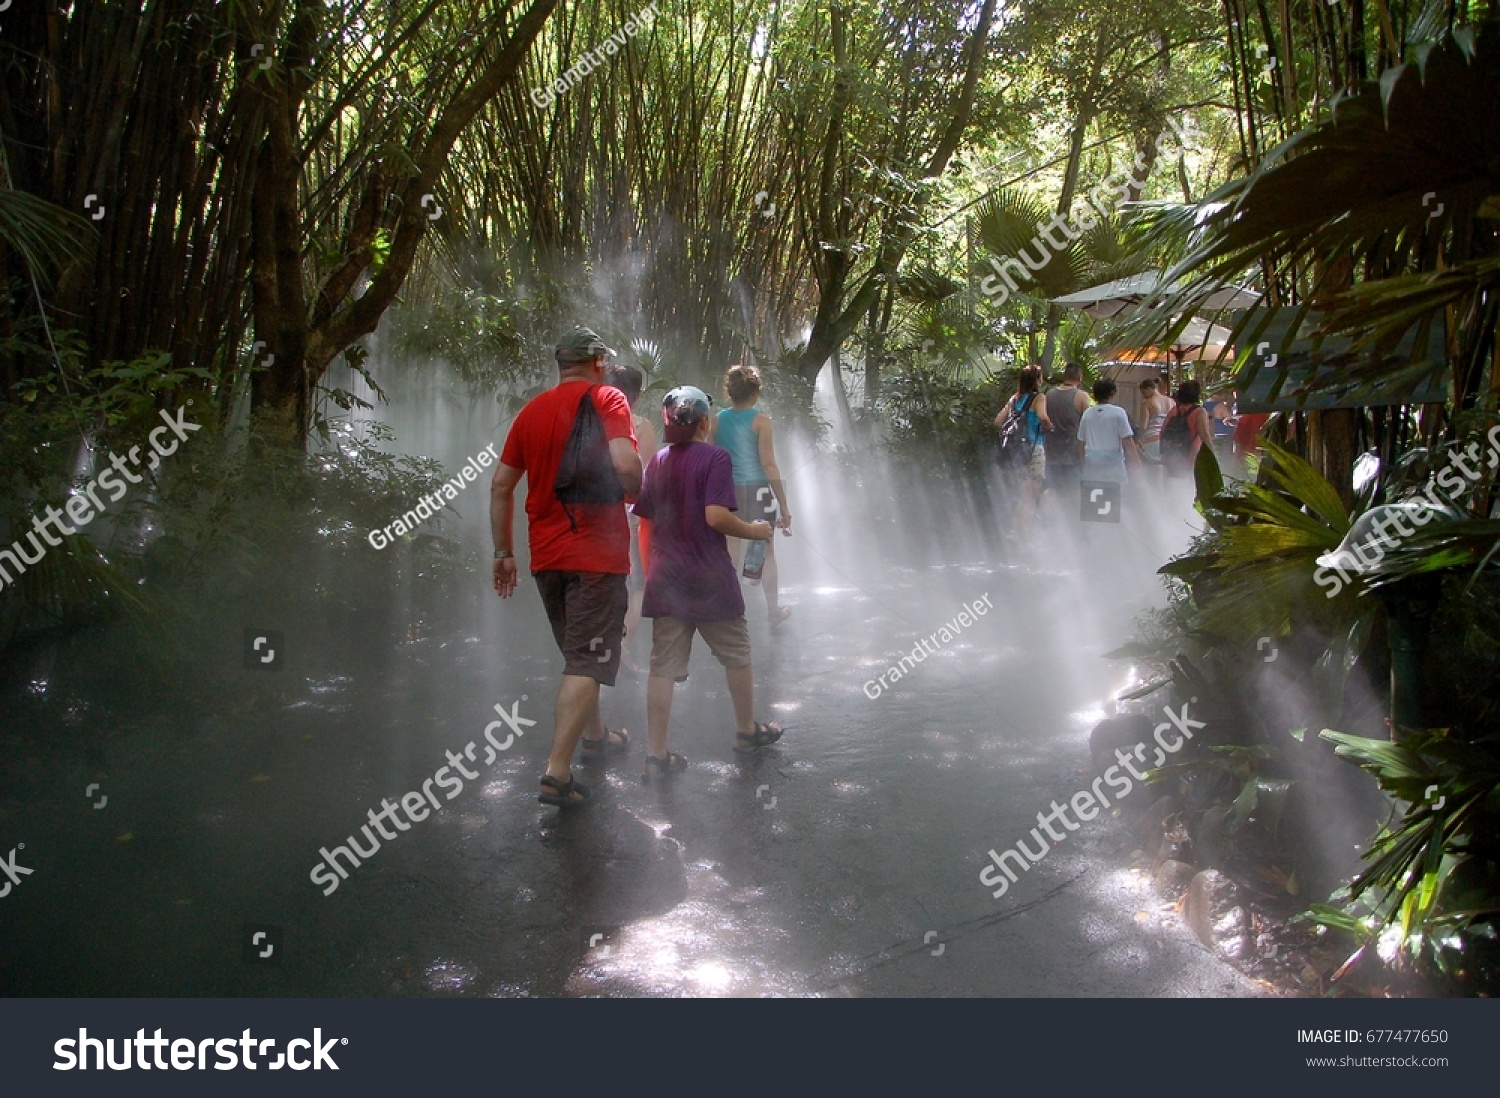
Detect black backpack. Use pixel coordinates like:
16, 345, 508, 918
995, 393, 1036, 472
1159, 402, 1198, 473
553, 387, 623, 530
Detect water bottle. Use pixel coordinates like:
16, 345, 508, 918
742, 538, 766, 584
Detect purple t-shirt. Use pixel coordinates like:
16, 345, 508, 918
632, 442, 746, 622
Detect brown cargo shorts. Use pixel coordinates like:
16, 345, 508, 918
649, 615, 752, 681
534, 570, 628, 686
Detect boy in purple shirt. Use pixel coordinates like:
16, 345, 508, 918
632, 386, 786, 779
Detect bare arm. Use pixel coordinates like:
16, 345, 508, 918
754, 413, 791, 532
706, 505, 772, 540
609, 436, 642, 498
1192, 408, 1213, 447
490, 461, 523, 598
993, 395, 1014, 429
636, 416, 660, 463
1034, 394, 1053, 431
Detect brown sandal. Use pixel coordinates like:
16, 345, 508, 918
642, 752, 688, 781
735, 722, 785, 754
582, 727, 631, 759
539, 773, 590, 807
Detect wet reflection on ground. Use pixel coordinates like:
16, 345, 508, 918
0, 462, 1257, 997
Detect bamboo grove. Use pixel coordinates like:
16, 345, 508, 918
1, 0, 1494, 445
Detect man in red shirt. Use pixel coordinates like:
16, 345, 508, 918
490, 328, 642, 807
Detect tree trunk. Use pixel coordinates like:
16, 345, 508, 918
249, 0, 560, 448
792, 0, 998, 389
1308, 251, 1358, 507
1039, 42, 1101, 374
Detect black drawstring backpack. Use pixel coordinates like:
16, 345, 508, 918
553, 386, 624, 531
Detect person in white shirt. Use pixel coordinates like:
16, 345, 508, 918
1077, 378, 1136, 484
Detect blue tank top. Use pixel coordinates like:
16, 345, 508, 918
1018, 393, 1043, 446
716, 407, 767, 484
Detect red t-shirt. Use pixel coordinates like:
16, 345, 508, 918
500, 381, 637, 574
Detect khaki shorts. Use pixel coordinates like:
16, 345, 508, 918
1024, 443, 1046, 482
534, 570, 628, 686
649, 615, 752, 680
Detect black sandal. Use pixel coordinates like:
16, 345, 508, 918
642, 752, 688, 781
539, 773, 590, 807
581, 727, 631, 758
734, 722, 785, 754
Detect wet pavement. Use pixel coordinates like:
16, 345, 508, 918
0, 448, 1260, 998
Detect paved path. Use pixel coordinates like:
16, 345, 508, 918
0, 444, 1257, 997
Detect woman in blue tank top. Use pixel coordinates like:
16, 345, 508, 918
715, 364, 792, 625
993, 364, 1052, 550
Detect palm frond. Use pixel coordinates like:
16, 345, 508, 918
0, 188, 94, 281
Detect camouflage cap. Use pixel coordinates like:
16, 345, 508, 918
555, 326, 617, 363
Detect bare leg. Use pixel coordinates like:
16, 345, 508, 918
762, 537, 780, 615
546, 674, 600, 781
581, 688, 608, 743
1013, 479, 1039, 550
622, 590, 644, 670
647, 674, 676, 759
726, 663, 755, 736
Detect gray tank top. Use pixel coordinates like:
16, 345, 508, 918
1044, 386, 1084, 462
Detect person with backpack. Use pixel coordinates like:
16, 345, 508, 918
1158, 379, 1215, 480
993, 364, 1053, 545
490, 327, 643, 808
633, 386, 784, 779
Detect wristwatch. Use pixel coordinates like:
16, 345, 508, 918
493, 549, 513, 560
